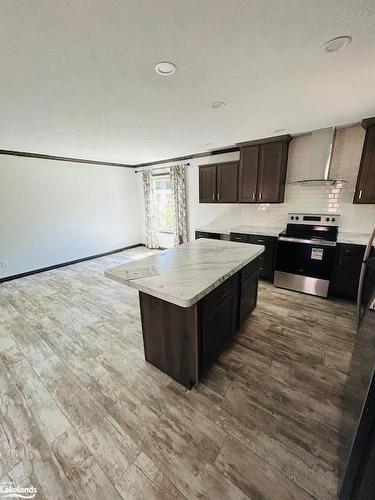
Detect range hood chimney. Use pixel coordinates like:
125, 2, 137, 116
290, 126, 346, 185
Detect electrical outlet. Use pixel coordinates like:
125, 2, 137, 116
0, 261, 8, 269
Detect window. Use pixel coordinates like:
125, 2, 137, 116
153, 174, 173, 233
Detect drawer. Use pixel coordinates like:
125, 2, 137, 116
201, 273, 239, 317
247, 234, 277, 247
241, 257, 260, 282
230, 233, 249, 243
195, 231, 221, 240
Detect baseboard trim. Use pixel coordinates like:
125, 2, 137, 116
0, 244, 144, 283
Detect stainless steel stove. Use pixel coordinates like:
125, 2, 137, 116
274, 213, 340, 297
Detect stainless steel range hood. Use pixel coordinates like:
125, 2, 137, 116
289, 126, 346, 185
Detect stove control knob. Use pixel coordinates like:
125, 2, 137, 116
326, 217, 330, 221
291, 216, 294, 220
332, 217, 336, 222
296, 216, 299, 220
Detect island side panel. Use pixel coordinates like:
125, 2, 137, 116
139, 292, 198, 389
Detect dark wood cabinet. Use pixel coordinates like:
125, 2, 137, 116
257, 141, 289, 202
237, 135, 291, 204
217, 162, 238, 202
199, 165, 216, 203
200, 290, 239, 375
238, 146, 259, 202
330, 244, 366, 300
239, 265, 259, 327
199, 162, 238, 203
230, 233, 277, 280
354, 118, 375, 204
140, 261, 259, 388
199, 135, 290, 204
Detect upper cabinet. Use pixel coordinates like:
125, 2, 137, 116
199, 162, 238, 203
199, 165, 217, 202
237, 135, 292, 203
238, 146, 258, 202
217, 162, 238, 202
354, 118, 375, 204
198, 134, 291, 204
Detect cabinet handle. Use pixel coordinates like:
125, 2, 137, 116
252, 193, 255, 200
358, 189, 363, 200
218, 193, 220, 201
257, 239, 265, 243
212, 193, 215, 201
259, 192, 262, 200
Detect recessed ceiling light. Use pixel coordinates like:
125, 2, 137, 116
210, 101, 226, 110
321, 36, 352, 53
155, 61, 176, 76
274, 128, 286, 133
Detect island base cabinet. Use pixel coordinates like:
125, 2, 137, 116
138, 266, 258, 389
139, 292, 199, 389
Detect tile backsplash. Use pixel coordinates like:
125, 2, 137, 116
208, 125, 375, 233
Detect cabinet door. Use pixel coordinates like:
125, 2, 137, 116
238, 146, 259, 202
199, 165, 217, 203
330, 244, 365, 300
354, 126, 375, 204
217, 162, 238, 202
200, 292, 238, 375
257, 141, 288, 203
239, 270, 258, 327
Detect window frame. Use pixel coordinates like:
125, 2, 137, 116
152, 173, 173, 234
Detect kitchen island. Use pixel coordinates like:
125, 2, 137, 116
105, 239, 264, 388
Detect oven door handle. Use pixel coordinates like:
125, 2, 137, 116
278, 236, 336, 247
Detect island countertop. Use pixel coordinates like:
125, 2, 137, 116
105, 238, 264, 307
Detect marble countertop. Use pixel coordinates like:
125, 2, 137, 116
337, 232, 373, 246
105, 238, 264, 308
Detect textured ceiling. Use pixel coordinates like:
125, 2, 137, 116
1, 0, 375, 164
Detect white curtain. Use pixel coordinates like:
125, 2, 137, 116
170, 164, 188, 246
142, 170, 159, 249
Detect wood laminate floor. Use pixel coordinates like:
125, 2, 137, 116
0, 247, 356, 499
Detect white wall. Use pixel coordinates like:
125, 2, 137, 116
0, 156, 140, 278
137, 125, 375, 243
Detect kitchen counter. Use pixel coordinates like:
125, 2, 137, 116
337, 232, 372, 246
195, 224, 283, 237
105, 238, 264, 307
196, 225, 373, 246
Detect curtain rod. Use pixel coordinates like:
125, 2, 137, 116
134, 162, 190, 173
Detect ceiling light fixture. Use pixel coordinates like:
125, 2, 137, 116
210, 101, 226, 110
155, 61, 177, 75
321, 36, 352, 53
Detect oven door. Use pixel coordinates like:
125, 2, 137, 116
274, 237, 336, 297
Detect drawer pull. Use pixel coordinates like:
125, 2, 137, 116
257, 239, 265, 243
